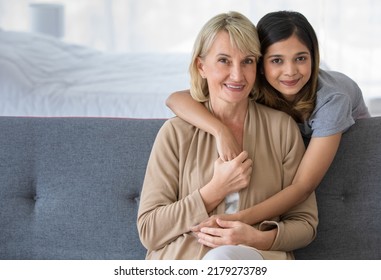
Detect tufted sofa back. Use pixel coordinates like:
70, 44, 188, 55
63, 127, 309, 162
0, 117, 164, 259
294, 116, 381, 259
0, 116, 380, 259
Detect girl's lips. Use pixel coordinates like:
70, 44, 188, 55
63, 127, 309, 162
281, 79, 299, 87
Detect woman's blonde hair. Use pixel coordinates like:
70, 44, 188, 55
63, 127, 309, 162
189, 11, 261, 102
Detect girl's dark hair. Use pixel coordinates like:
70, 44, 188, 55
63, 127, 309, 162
255, 11, 320, 122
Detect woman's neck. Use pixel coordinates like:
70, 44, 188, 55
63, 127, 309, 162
210, 98, 247, 121
209, 99, 247, 149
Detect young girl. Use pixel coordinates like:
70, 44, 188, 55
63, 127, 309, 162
166, 11, 370, 237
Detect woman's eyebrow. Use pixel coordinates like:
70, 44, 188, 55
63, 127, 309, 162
216, 53, 256, 59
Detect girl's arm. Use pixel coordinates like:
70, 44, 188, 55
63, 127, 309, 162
193, 133, 342, 229
166, 90, 240, 161
238, 133, 341, 223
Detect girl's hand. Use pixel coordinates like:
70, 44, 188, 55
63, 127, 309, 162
215, 125, 241, 161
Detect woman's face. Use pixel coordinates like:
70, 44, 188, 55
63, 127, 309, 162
263, 34, 312, 101
197, 31, 257, 106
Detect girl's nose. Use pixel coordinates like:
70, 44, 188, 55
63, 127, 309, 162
284, 62, 297, 76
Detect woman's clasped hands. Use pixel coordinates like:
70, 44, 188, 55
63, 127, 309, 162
192, 218, 275, 251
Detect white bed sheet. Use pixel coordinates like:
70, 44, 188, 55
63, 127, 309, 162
0, 30, 191, 118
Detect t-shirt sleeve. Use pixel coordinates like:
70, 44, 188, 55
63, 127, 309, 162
310, 93, 355, 137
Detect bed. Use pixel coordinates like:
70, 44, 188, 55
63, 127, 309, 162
0, 29, 191, 118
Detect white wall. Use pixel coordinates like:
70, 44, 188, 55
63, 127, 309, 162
1, 0, 380, 114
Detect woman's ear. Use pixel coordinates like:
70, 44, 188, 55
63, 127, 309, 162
197, 57, 206, 79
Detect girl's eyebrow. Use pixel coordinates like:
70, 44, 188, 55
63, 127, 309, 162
266, 51, 310, 58
295, 51, 310, 56
266, 54, 283, 58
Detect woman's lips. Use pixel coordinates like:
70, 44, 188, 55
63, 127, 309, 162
225, 84, 245, 91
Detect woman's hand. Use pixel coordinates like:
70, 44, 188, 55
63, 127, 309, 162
191, 214, 232, 233
199, 151, 252, 213
213, 151, 252, 194
215, 125, 241, 161
196, 219, 276, 250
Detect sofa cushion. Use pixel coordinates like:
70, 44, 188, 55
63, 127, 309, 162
295, 117, 381, 259
0, 117, 165, 259
0, 116, 380, 260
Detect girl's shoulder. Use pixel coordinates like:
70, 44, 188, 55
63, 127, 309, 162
318, 69, 360, 93
316, 69, 363, 106
318, 69, 358, 89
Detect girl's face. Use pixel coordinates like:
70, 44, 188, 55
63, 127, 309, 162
197, 31, 257, 106
263, 34, 312, 101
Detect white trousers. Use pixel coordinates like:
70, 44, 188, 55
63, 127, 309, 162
202, 245, 264, 260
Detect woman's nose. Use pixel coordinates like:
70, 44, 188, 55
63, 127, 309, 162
230, 64, 244, 81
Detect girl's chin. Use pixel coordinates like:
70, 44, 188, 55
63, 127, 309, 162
277, 90, 298, 101
276, 86, 300, 97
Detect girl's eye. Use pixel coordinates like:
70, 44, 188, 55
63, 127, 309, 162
271, 58, 282, 64
296, 56, 307, 62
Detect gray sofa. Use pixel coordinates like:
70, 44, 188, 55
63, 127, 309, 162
0, 116, 380, 260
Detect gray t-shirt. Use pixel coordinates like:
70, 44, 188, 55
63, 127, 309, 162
298, 69, 370, 138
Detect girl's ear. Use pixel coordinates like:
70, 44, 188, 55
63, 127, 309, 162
197, 57, 206, 79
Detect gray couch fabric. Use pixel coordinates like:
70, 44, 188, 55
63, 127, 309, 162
0, 116, 380, 260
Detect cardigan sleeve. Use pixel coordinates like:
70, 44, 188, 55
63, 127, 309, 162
137, 120, 209, 251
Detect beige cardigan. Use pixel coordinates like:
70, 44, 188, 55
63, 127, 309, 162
137, 101, 318, 260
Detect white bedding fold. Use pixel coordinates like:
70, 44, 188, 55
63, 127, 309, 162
0, 30, 190, 118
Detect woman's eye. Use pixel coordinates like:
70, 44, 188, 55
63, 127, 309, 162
243, 58, 254, 64
218, 58, 229, 64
